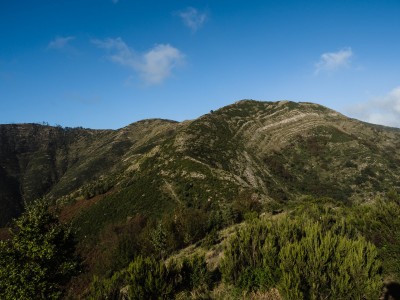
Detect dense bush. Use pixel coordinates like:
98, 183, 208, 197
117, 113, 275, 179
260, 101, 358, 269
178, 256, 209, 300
125, 256, 176, 299
174, 255, 214, 292
346, 196, 400, 279
221, 217, 382, 299
87, 273, 124, 300
0, 201, 80, 299
87, 254, 213, 299
293, 194, 400, 280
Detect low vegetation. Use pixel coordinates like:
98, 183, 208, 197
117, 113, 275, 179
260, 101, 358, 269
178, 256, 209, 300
78, 194, 400, 299
221, 217, 381, 299
2, 188, 400, 299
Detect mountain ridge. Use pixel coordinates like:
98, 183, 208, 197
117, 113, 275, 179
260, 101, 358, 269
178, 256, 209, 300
2, 99, 400, 296
1, 100, 400, 227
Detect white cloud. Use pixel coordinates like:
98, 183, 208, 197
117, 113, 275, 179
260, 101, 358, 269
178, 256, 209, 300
349, 86, 400, 128
315, 47, 353, 74
178, 7, 207, 32
92, 38, 184, 85
47, 36, 75, 49
140, 44, 184, 84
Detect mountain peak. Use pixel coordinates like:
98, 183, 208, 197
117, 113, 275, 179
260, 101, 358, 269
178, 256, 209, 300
1, 100, 400, 228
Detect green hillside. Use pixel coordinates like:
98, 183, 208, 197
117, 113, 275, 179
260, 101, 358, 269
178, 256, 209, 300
1, 100, 400, 299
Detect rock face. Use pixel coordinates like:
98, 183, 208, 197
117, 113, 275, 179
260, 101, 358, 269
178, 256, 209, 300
1, 100, 400, 226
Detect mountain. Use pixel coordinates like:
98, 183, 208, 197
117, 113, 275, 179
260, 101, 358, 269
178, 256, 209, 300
0, 120, 178, 226
1, 100, 399, 226
2, 99, 400, 296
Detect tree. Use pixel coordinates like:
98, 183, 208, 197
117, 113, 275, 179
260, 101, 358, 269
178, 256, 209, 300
0, 201, 80, 299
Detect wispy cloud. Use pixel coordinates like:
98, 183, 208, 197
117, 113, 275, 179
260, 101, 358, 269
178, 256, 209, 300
177, 7, 207, 32
111, 0, 118, 4
92, 37, 184, 85
315, 47, 353, 74
47, 36, 75, 50
348, 86, 400, 128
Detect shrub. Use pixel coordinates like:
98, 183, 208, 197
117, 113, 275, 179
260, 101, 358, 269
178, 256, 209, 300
221, 217, 382, 299
0, 201, 80, 299
278, 222, 381, 299
125, 256, 175, 299
174, 255, 213, 291
346, 196, 400, 279
86, 254, 213, 299
87, 274, 124, 300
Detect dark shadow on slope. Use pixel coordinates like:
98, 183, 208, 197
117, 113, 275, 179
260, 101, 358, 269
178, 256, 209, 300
384, 282, 400, 300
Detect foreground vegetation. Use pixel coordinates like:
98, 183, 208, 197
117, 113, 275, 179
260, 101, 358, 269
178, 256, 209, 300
79, 192, 399, 299
1, 191, 400, 299
0, 201, 80, 299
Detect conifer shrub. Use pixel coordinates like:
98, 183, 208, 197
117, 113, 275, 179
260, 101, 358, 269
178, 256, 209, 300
221, 217, 382, 299
87, 273, 124, 300
174, 255, 214, 292
86, 254, 213, 299
125, 256, 176, 299
0, 201, 80, 300
125, 254, 214, 299
346, 196, 400, 279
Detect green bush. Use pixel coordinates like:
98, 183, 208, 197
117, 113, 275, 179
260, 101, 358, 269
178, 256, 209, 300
86, 254, 213, 299
0, 201, 80, 300
87, 273, 124, 300
221, 217, 382, 299
346, 197, 400, 279
278, 222, 381, 299
174, 255, 213, 292
125, 256, 176, 299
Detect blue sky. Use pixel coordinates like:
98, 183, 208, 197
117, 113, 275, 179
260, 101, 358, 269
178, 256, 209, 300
1, 0, 400, 129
